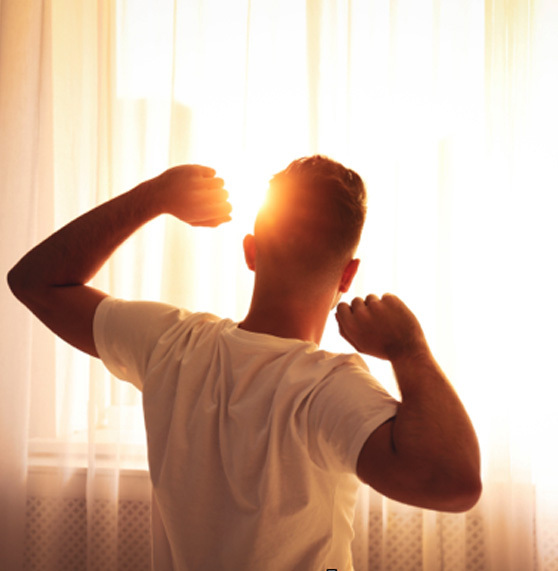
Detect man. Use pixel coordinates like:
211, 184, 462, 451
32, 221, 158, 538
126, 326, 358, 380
8, 156, 481, 570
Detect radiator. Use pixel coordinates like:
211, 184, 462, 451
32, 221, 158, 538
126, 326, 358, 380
22, 486, 558, 570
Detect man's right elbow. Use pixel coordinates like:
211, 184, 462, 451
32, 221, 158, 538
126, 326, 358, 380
7, 266, 27, 300
7, 266, 37, 307
7, 267, 22, 299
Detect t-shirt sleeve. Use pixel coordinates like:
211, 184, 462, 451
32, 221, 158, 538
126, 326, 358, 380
93, 296, 193, 391
308, 355, 399, 475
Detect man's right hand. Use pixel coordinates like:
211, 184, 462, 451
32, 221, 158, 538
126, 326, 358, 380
335, 293, 428, 361
149, 164, 232, 227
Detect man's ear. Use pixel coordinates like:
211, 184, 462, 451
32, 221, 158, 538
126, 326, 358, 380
243, 234, 256, 271
339, 258, 360, 293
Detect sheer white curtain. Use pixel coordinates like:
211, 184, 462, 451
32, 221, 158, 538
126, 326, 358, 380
1, 0, 558, 569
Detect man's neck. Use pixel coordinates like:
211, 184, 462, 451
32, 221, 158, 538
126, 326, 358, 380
239, 292, 332, 345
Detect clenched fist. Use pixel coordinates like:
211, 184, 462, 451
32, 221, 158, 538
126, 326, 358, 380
150, 164, 232, 227
335, 293, 429, 361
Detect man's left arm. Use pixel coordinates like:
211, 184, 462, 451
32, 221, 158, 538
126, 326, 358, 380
7, 165, 231, 357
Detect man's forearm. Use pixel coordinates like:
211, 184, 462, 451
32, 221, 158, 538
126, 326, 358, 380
9, 164, 230, 295
7, 180, 162, 357
390, 348, 481, 507
8, 180, 161, 294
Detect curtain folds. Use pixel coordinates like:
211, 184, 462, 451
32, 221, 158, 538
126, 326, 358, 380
1, 0, 557, 569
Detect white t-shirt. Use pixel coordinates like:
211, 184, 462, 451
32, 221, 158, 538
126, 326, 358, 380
93, 297, 398, 571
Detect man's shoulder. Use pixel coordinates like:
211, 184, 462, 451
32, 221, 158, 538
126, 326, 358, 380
97, 296, 230, 328
309, 346, 370, 374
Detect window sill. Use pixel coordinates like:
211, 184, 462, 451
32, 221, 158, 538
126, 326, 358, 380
26, 439, 150, 501
28, 436, 149, 472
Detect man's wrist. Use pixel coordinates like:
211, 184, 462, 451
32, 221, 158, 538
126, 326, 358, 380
389, 344, 444, 396
129, 178, 168, 220
387, 337, 431, 366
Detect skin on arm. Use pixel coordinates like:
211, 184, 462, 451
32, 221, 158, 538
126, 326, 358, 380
7, 165, 232, 357
336, 293, 482, 513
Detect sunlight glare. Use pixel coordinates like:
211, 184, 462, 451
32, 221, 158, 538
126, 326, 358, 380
226, 166, 269, 233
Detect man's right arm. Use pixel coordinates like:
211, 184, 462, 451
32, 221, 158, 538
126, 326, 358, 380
7, 165, 231, 357
336, 293, 482, 513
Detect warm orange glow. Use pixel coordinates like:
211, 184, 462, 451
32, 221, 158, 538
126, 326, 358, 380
225, 168, 269, 234
54, 0, 558, 500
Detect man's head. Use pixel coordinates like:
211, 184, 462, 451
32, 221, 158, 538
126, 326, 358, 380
244, 155, 366, 296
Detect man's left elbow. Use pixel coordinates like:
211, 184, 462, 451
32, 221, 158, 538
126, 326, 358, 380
443, 473, 483, 513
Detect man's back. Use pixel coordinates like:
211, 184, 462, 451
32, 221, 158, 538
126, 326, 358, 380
94, 297, 397, 570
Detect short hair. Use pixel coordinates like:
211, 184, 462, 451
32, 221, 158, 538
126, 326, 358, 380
255, 155, 367, 279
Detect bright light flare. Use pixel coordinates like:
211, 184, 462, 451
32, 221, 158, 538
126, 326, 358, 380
226, 171, 269, 233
